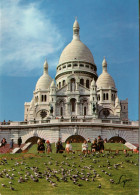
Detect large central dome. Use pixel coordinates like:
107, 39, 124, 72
58, 19, 95, 66
59, 39, 95, 65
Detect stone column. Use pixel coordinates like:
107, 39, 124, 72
76, 102, 80, 116
109, 89, 112, 102
66, 102, 70, 116
100, 89, 103, 103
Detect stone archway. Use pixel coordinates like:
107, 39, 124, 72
108, 136, 126, 144
65, 135, 86, 143
25, 136, 45, 144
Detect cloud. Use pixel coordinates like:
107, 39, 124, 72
0, 0, 64, 76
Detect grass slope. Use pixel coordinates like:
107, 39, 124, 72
0, 143, 138, 195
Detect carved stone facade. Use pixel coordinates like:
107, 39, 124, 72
24, 19, 128, 123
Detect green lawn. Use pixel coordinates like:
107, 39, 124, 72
0, 143, 138, 195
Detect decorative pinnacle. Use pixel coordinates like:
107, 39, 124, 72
43, 59, 48, 74
102, 56, 107, 72
73, 18, 80, 40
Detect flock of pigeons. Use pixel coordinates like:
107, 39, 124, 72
0, 152, 138, 192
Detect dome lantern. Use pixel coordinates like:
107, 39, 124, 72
43, 59, 48, 74
102, 57, 107, 72
73, 17, 80, 40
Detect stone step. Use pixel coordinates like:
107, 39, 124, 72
124, 142, 137, 150
21, 142, 32, 151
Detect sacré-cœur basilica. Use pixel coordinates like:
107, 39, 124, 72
0, 19, 138, 145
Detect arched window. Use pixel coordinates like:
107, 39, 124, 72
59, 82, 61, 89
106, 93, 108, 100
61, 107, 63, 116
114, 94, 115, 101
63, 80, 65, 86
103, 93, 105, 100
73, 64, 78, 67
80, 78, 84, 85
93, 97, 94, 101
68, 64, 71, 68
44, 95, 46, 102
71, 78, 76, 91
86, 80, 89, 88
112, 94, 113, 101
84, 107, 86, 115
70, 98, 76, 112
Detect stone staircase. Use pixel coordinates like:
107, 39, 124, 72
0, 144, 25, 154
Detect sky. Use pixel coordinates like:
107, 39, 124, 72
0, 0, 139, 122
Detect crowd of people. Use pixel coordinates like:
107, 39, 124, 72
37, 135, 105, 154
82, 135, 104, 153
0, 137, 23, 149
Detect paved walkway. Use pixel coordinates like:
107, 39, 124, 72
0, 144, 25, 154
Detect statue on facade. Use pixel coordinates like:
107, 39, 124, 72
50, 105, 53, 114
93, 103, 96, 113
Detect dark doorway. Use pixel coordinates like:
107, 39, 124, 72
108, 136, 126, 144
25, 136, 45, 144
65, 135, 86, 143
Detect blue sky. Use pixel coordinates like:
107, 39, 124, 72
0, 0, 139, 121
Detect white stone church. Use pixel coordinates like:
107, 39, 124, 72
24, 19, 128, 122
0, 19, 138, 145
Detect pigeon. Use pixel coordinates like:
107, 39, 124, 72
110, 179, 114, 184
97, 184, 101, 188
10, 186, 15, 191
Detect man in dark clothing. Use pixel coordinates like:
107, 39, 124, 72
18, 137, 22, 147
97, 135, 104, 153
56, 138, 64, 153
37, 142, 45, 153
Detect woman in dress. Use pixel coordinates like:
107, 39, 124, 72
46, 140, 52, 153
82, 140, 88, 153
65, 141, 72, 153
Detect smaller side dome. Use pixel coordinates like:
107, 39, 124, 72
96, 57, 116, 89
35, 60, 53, 91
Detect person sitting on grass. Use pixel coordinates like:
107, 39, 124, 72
46, 140, 52, 153
91, 139, 97, 152
82, 140, 88, 153
97, 135, 104, 153
65, 141, 72, 153
37, 141, 45, 153
56, 138, 65, 153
